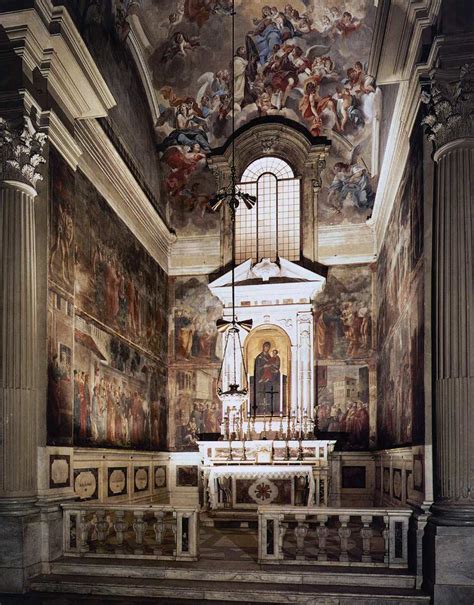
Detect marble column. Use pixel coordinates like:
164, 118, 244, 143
296, 311, 313, 424
422, 63, 474, 602
0, 114, 47, 590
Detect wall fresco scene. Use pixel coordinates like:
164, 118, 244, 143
47, 150, 168, 450
376, 130, 424, 448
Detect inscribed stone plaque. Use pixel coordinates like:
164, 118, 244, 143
108, 467, 127, 496
74, 468, 98, 500
154, 466, 167, 488
49, 454, 70, 488
392, 468, 402, 500
134, 467, 149, 492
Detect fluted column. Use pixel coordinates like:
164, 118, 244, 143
0, 115, 47, 504
423, 63, 474, 524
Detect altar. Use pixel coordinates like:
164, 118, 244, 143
205, 465, 315, 510
198, 439, 336, 510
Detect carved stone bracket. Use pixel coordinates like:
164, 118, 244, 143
421, 63, 474, 151
0, 115, 47, 189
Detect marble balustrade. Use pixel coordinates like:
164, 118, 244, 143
62, 503, 199, 561
258, 506, 411, 568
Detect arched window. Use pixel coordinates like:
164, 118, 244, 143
235, 156, 300, 263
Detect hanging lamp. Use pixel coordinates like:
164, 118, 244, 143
209, 0, 256, 408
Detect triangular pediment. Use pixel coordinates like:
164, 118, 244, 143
209, 258, 326, 306
209, 258, 325, 287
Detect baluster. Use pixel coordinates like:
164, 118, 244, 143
153, 511, 165, 554
113, 510, 127, 553
171, 514, 178, 557
133, 510, 147, 554
383, 514, 390, 565
78, 510, 90, 553
338, 514, 351, 562
316, 514, 328, 561
95, 511, 110, 553
360, 515, 373, 563
294, 514, 308, 561
278, 518, 287, 560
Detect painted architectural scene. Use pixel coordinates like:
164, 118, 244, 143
170, 367, 222, 450
316, 363, 370, 448
72, 316, 167, 450
314, 264, 374, 361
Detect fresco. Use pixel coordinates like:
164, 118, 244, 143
74, 170, 168, 355
316, 363, 370, 448
376, 130, 424, 448
72, 316, 167, 450
47, 150, 168, 450
137, 0, 378, 230
169, 276, 223, 450
314, 264, 374, 361
313, 264, 375, 448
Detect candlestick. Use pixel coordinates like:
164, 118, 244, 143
278, 413, 284, 440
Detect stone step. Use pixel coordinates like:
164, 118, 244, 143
30, 573, 431, 605
50, 557, 417, 589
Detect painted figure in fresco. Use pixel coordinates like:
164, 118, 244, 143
162, 143, 207, 196
50, 201, 74, 283
299, 80, 338, 135
328, 161, 374, 214
315, 308, 337, 358
251, 6, 295, 65
253, 341, 282, 415
161, 31, 200, 63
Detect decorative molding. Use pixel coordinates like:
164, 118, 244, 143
317, 222, 376, 265
1, 4, 116, 121
126, 26, 160, 127
421, 63, 474, 152
75, 119, 173, 271
40, 110, 82, 171
169, 234, 221, 275
0, 115, 47, 189
99, 117, 165, 222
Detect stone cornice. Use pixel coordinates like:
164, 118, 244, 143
75, 118, 173, 271
40, 109, 82, 170
1, 2, 116, 121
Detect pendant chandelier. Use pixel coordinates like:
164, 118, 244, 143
209, 0, 256, 408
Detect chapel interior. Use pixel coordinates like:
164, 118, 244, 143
0, 0, 473, 603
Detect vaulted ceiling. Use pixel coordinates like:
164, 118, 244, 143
132, 0, 379, 238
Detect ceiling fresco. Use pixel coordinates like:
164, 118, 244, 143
137, 0, 378, 232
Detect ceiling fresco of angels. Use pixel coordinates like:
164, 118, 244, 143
138, 0, 378, 230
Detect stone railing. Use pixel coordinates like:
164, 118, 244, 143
258, 506, 411, 567
62, 503, 199, 561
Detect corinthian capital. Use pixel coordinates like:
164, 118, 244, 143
421, 63, 474, 150
0, 115, 47, 189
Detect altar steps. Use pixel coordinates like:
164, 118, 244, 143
27, 558, 431, 605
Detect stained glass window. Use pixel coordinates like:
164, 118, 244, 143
235, 157, 300, 263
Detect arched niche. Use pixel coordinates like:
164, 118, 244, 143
208, 117, 331, 267
243, 324, 292, 419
